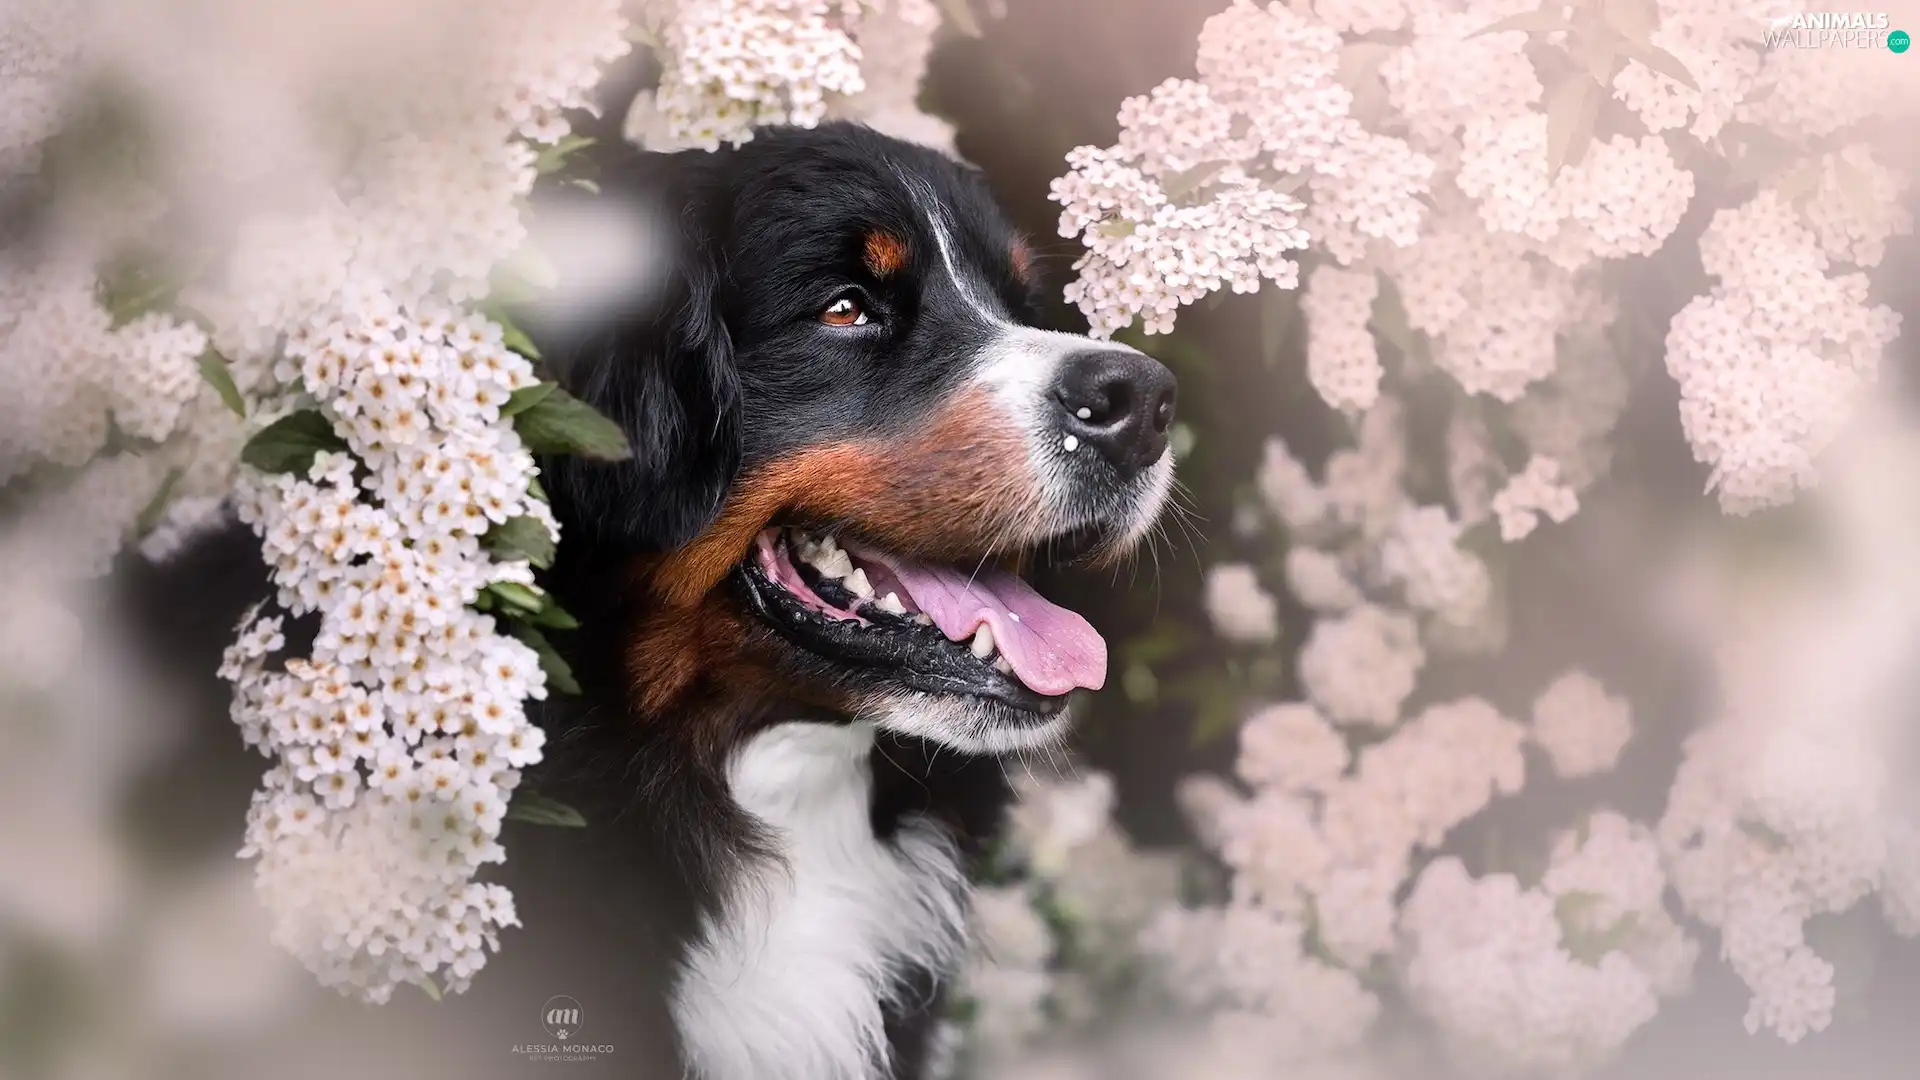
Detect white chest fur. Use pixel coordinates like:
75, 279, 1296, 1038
671, 721, 969, 1080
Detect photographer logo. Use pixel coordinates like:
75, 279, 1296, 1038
511, 994, 615, 1064
543, 995, 583, 1040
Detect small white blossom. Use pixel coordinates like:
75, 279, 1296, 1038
1492, 456, 1579, 541
1297, 604, 1423, 728
1531, 670, 1633, 779
1205, 563, 1282, 644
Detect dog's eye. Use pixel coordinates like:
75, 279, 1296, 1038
820, 295, 868, 327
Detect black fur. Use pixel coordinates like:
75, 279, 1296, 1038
539, 123, 1044, 557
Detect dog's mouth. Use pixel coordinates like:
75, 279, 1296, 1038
735, 526, 1111, 716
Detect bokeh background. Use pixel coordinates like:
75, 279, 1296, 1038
5, 0, 1920, 1077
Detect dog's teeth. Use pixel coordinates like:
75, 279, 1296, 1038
969, 624, 995, 659
845, 568, 874, 599
993, 656, 1013, 675
807, 546, 855, 581
877, 591, 907, 616
912, 613, 934, 627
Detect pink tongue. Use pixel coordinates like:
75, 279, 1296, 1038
847, 545, 1106, 697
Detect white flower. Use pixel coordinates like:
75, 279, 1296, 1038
1531, 670, 1633, 779
1401, 857, 1661, 1076
1297, 604, 1423, 728
1377, 505, 1489, 621
1006, 771, 1117, 878
1283, 547, 1362, 612
1236, 702, 1350, 795
972, 885, 1054, 971
1301, 265, 1381, 412
1205, 563, 1282, 644
1665, 192, 1899, 515
1491, 456, 1579, 541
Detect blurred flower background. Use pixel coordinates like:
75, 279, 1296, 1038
4, 0, 1920, 1078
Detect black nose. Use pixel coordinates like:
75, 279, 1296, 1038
1053, 348, 1177, 477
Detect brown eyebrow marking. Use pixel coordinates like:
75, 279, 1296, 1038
1009, 235, 1034, 282
863, 230, 910, 277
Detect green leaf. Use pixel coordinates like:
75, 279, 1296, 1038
502, 381, 558, 418
1161, 159, 1232, 201
1773, 158, 1823, 205
1261, 288, 1296, 368
1122, 662, 1160, 704
1573, 27, 1621, 84
625, 21, 660, 48
1739, 818, 1791, 852
1337, 41, 1394, 88
513, 386, 633, 461
240, 410, 347, 474
1618, 38, 1699, 90
483, 515, 557, 569
487, 580, 549, 614
1370, 273, 1417, 356
135, 467, 184, 536
1567, 913, 1640, 965
1601, 0, 1659, 43
937, 0, 984, 37
1270, 171, 1311, 195
497, 243, 559, 296
419, 978, 443, 1002
97, 258, 180, 329
512, 623, 583, 696
1094, 219, 1137, 239
1120, 622, 1190, 666
567, 177, 601, 194
1555, 890, 1605, 927
1187, 685, 1245, 748
1544, 73, 1601, 177
533, 134, 596, 175
1470, 7, 1573, 37
526, 474, 549, 503
1834, 156, 1880, 233
506, 791, 587, 827
521, 602, 581, 631
197, 350, 246, 417
1338, 41, 1395, 123
484, 306, 542, 361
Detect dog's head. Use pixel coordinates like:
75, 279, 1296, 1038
537, 123, 1175, 755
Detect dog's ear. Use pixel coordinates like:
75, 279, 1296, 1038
537, 156, 742, 555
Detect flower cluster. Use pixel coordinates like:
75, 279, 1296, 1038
1161, 693, 1532, 1062
943, 770, 1182, 1076
1053, 0, 1911, 516
1204, 562, 1282, 644
220, 303, 554, 999
1653, 432, 1920, 1044
1048, 1, 1429, 337
1666, 187, 1904, 514
628, 0, 955, 153
1531, 670, 1634, 779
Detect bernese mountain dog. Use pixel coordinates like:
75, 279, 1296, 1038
130, 122, 1177, 1080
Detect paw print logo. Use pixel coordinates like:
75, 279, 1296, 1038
542, 995, 584, 1042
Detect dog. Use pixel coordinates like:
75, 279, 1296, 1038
123, 121, 1177, 1080
524, 122, 1178, 1079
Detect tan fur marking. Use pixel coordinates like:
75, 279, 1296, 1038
1009, 236, 1034, 282
649, 388, 1040, 609
863, 231, 910, 277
